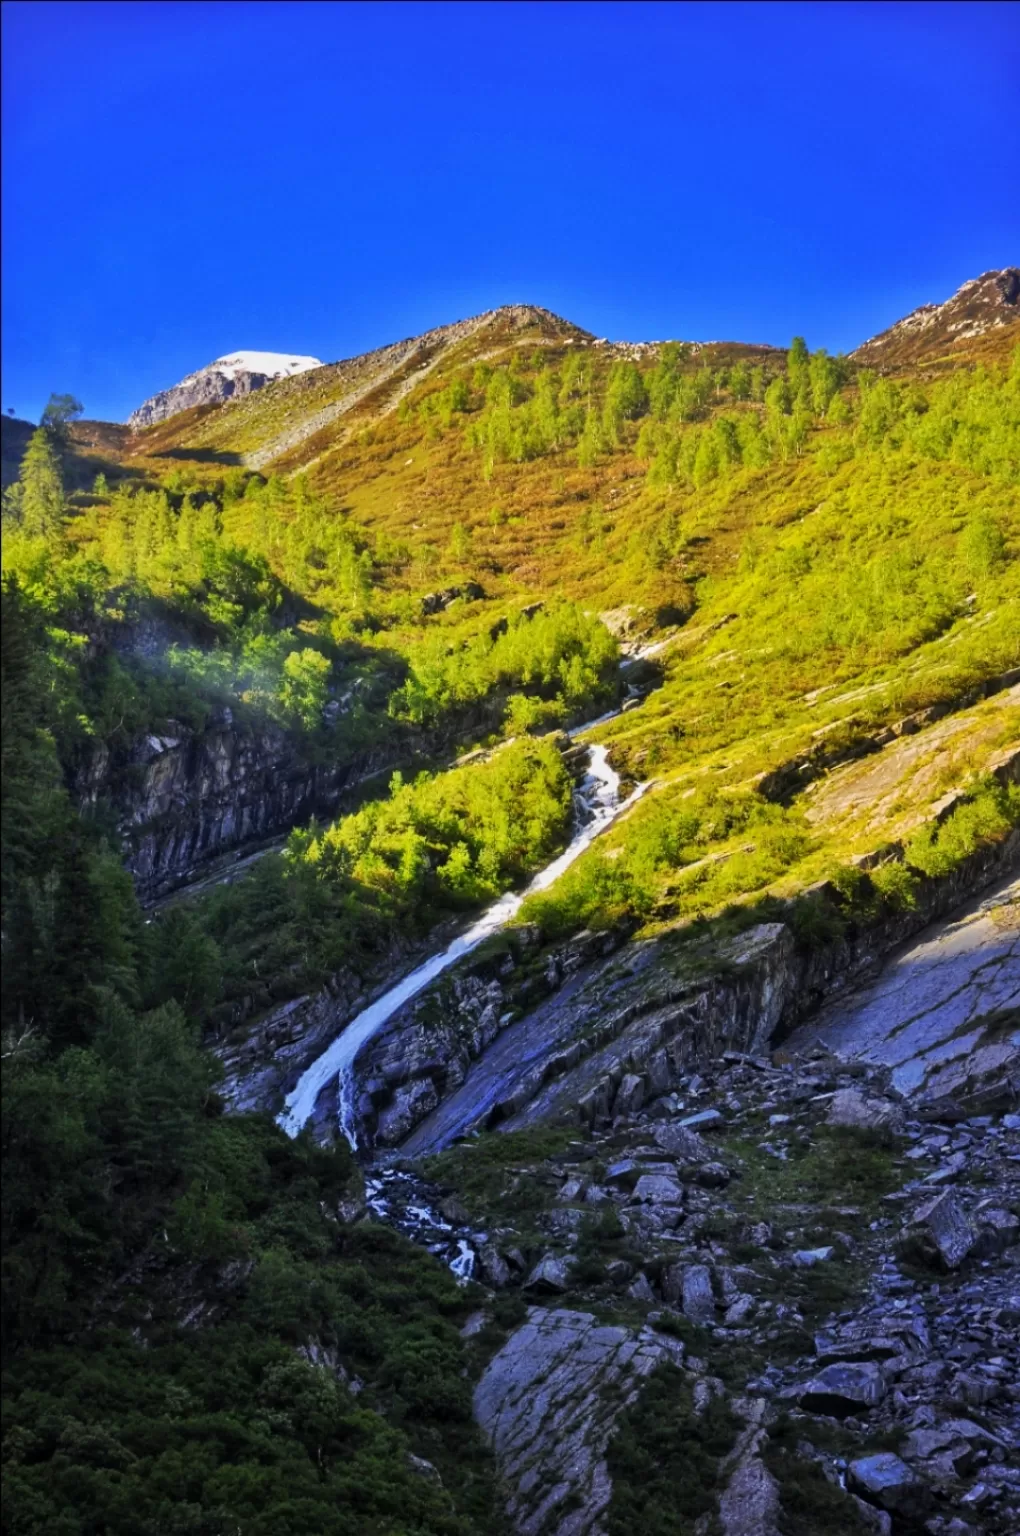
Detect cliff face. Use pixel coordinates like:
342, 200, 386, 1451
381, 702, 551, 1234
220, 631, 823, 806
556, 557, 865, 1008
348, 827, 1019, 1155
77, 715, 400, 903
77, 687, 518, 904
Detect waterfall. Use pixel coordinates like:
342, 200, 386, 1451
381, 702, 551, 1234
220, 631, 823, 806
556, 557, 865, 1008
277, 736, 646, 1146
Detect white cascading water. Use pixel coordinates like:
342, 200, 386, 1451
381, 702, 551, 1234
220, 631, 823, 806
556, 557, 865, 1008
277, 741, 646, 1146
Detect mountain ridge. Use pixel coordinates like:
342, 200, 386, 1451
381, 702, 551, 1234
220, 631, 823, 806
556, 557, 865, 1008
121, 271, 1020, 444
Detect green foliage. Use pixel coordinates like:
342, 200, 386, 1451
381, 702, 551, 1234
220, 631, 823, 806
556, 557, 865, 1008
389, 600, 618, 728
520, 787, 813, 939
1, 607, 504, 1529
293, 736, 573, 912
605, 1365, 740, 1535
905, 776, 1019, 878
9, 428, 65, 537
39, 392, 84, 435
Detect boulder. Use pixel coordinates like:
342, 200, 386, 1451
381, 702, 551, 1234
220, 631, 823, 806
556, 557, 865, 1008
725, 1295, 756, 1326
798, 1361, 886, 1417
792, 1246, 835, 1268
631, 1173, 685, 1206
627, 1272, 656, 1304
678, 1108, 724, 1132
477, 1244, 512, 1290
908, 1190, 978, 1269
827, 1088, 904, 1135
681, 1264, 716, 1324
695, 1161, 732, 1188
653, 1122, 713, 1162
524, 1254, 572, 1293
974, 1206, 1019, 1257
614, 1073, 646, 1116
847, 1453, 928, 1516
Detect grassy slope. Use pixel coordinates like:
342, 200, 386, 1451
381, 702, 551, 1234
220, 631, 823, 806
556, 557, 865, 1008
36, 307, 1020, 940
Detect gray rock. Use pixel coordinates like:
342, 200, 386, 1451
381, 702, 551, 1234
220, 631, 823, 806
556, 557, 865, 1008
902, 1426, 957, 1462
438, 1194, 470, 1225
827, 1088, 904, 1135
851, 1496, 892, 1535
630, 1173, 685, 1206
792, 1246, 835, 1268
473, 1307, 684, 1536
605, 1158, 642, 1187
614, 1073, 646, 1115
524, 1254, 572, 1293
627, 1272, 656, 1304
908, 1190, 978, 1269
477, 1244, 512, 1289
695, 1161, 732, 1188
847, 1453, 928, 1516
653, 1122, 713, 1162
718, 1397, 780, 1536
678, 1108, 724, 1131
799, 1362, 887, 1416
682, 1265, 716, 1324
375, 1078, 440, 1145
974, 1206, 1019, 1256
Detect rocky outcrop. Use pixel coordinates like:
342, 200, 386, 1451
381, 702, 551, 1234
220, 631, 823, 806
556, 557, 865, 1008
128, 351, 323, 429
350, 829, 1019, 1156
473, 1307, 685, 1536
78, 715, 400, 903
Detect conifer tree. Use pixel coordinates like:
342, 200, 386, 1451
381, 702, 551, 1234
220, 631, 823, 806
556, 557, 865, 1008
18, 428, 64, 537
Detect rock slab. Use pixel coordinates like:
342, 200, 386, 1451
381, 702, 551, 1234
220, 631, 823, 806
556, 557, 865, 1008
473, 1307, 684, 1536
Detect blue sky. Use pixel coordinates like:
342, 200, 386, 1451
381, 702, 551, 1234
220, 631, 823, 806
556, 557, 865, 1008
2, 0, 1017, 423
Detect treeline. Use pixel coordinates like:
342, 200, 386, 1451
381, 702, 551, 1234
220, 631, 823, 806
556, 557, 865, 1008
408, 334, 1019, 506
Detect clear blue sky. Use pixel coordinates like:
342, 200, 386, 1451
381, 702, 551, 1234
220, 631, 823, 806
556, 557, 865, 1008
2, 0, 1017, 423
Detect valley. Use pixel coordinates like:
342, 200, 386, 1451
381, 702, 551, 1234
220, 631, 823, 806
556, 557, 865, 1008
1, 269, 1018, 1536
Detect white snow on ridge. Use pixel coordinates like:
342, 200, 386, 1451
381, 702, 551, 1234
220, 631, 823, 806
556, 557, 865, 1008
199, 351, 323, 382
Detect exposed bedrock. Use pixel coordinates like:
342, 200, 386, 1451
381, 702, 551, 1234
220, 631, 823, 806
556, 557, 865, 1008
350, 829, 1018, 1156
77, 718, 399, 904
77, 690, 524, 904
473, 1307, 686, 1536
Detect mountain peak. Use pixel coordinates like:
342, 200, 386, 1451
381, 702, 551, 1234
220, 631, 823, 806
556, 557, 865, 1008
128, 350, 323, 429
852, 267, 1020, 368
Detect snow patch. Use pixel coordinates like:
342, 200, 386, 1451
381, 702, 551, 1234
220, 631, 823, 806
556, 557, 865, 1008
196, 351, 323, 382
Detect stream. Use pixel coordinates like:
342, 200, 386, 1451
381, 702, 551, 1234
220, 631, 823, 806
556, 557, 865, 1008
279, 740, 647, 1144
275, 725, 648, 1282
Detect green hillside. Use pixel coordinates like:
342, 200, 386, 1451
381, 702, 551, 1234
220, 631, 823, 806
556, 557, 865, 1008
2, 290, 1018, 1536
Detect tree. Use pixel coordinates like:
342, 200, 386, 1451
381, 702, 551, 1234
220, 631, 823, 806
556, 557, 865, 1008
448, 521, 472, 565
787, 336, 810, 394
605, 362, 649, 422
40, 393, 84, 441
809, 349, 840, 415
279, 647, 331, 730
17, 428, 64, 537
